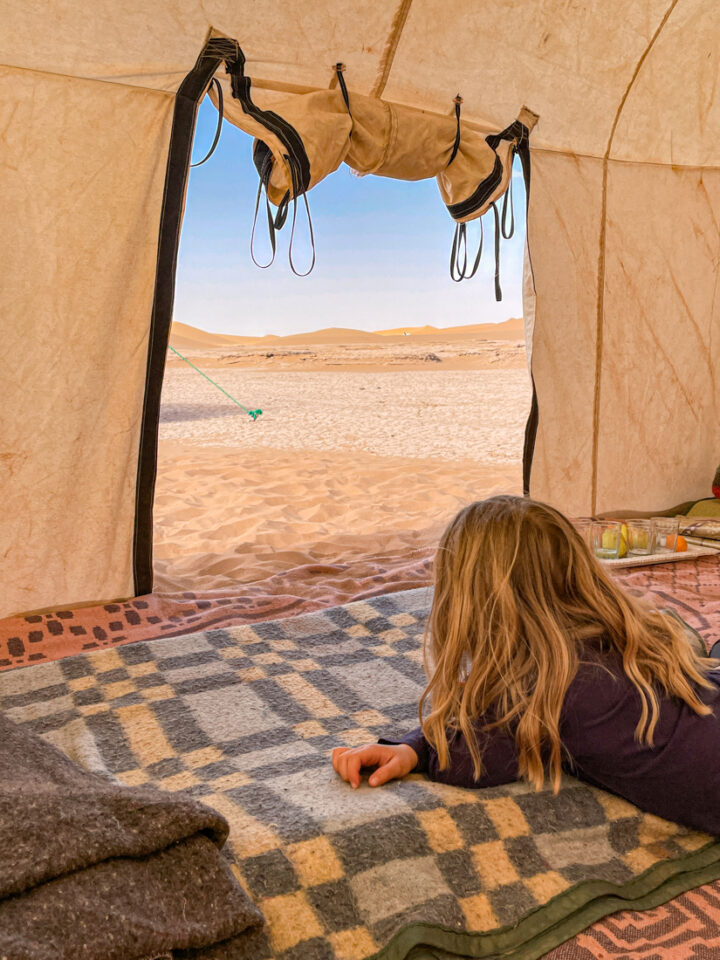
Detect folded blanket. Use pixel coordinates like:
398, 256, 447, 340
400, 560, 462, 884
680, 517, 720, 541
0, 712, 263, 959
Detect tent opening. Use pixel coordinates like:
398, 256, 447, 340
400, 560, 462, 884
155, 95, 531, 597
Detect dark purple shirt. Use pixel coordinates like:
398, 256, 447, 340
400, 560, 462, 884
388, 654, 720, 836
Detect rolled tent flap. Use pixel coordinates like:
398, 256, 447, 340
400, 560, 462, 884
438, 107, 538, 223
212, 46, 538, 285
218, 60, 537, 200
215, 85, 353, 207
215, 48, 535, 195
345, 96, 458, 179
258, 91, 353, 205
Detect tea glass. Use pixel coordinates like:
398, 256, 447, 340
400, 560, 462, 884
626, 519, 652, 556
651, 516, 679, 554
573, 518, 593, 548
591, 520, 622, 560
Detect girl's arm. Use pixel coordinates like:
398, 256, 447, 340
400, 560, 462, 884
381, 724, 520, 789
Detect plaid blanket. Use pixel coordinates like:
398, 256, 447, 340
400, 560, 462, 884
3, 587, 720, 960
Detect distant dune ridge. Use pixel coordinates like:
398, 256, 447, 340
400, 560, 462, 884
169, 318, 524, 351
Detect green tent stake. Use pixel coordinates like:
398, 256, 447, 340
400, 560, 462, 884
168, 345, 262, 420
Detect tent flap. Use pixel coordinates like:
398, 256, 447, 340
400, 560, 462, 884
0, 67, 174, 618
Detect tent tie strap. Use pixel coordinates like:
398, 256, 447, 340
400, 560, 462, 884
190, 78, 224, 167
492, 200, 502, 299
446, 115, 532, 296
251, 146, 279, 268
168, 346, 262, 420
448, 94, 463, 167
335, 63, 353, 128
450, 217, 483, 282
501, 164, 515, 239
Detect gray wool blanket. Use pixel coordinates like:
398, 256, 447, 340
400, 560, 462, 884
0, 712, 263, 959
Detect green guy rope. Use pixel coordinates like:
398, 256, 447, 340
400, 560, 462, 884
169, 345, 262, 420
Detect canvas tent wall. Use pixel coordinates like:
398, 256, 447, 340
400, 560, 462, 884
1, 0, 719, 618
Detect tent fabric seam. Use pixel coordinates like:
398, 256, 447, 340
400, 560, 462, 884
590, 0, 682, 514
0, 59, 178, 95
371, 0, 415, 98
530, 147, 720, 170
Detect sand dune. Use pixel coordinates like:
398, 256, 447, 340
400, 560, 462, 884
258, 326, 388, 345
170, 322, 388, 351
377, 318, 524, 339
154, 443, 522, 593
170, 322, 252, 351
168, 329, 527, 373
169, 317, 525, 352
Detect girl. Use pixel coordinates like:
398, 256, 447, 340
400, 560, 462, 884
332, 496, 720, 835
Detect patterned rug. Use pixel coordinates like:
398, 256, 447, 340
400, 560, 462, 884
1, 553, 719, 674
545, 884, 720, 959
3, 588, 720, 960
0, 553, 435, 672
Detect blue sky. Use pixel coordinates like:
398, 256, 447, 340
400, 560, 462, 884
174, 97, 526, 337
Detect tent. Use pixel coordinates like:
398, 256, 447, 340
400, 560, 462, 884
2, 1, 719, 619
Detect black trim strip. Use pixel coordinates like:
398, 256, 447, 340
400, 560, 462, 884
517, 130, 538, 497
132, 38, 235, 595
486, 118, 528, 152
447, 153, 503, 221
522, 374, 539, 496
226, 48, 311, 195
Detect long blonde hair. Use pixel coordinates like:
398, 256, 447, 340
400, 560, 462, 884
421, 495, 714, 792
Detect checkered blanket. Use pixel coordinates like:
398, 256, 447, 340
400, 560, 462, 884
3, 587, 720, 960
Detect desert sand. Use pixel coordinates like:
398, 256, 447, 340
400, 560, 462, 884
154, 322, 530, 593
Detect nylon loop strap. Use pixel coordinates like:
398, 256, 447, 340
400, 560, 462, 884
501, 166, 515, 239
448, 95, 462, 167
492, 201, 502, 300
190, 78, 224, 167
450, 218, 483, 282
287, 159, 316, 276
250, 148, 277, 268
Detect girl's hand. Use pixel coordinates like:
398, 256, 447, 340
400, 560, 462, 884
331, 743, 418, 789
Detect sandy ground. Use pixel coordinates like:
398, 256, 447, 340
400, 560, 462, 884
154, 323, 531, 593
